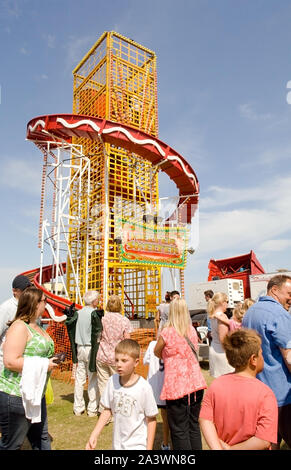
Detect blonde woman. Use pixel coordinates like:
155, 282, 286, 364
154, 299, 207, 450
207, 292, 234, 378
96, 295, 133, 414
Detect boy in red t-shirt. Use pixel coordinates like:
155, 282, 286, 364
199, 329, 278, 450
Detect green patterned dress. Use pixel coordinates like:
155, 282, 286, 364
0, 322, 54, 397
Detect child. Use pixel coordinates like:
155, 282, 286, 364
232, 299, 255, 330
199, 329, 278, 450
143, 340, 170, 450
214, 299, 255, 332
86, 339, 158, 450
228, 303, 244, 331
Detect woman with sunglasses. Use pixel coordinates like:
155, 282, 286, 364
0, 286, 58, 450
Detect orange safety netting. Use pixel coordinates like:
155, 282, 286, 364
46, 322, 157, 383
130, 328, 157, 379
46, 322, 74, 383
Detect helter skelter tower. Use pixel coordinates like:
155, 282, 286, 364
69, 32, 160, 315
26, 31, 199, 318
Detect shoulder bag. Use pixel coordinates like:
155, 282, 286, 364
185, 335, 199, 362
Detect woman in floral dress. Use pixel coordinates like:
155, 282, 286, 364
154, 298, 207, 450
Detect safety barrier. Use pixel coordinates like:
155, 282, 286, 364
47, 322, 157, 383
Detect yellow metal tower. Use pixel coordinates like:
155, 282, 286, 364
66, 31, 161, 317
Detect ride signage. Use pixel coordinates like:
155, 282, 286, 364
116, 217, 189, 268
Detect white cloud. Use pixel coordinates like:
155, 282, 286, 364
257, 146, 291, 166
43, 33, 55, 48
0, 159, 41, 194
170, 173, 291, 287
193, 174, 291, 264
0, 0, 21, 19
236, 143, 291, 170
21, 208, 39, 218
260, 239, 291, 252
34, 73, 49, 82
166, 127, 207, 172
201, 175, 291, 210
200, 208, 290, 254
63, 34, 96, 72
0, 266, 24, 301
239, 102, 273, 121
20, 46, 29, 55
201, 185, 268, 210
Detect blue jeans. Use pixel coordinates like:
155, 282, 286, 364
0, 391, 51, 450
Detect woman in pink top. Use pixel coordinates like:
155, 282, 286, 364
154, 299, 207, 450
96, 295, 133, 413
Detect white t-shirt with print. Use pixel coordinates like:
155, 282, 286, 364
101, 373, 158, 450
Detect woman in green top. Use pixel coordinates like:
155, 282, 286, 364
0, 287, 58, 450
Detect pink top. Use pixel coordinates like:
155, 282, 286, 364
199, 373, 278, 446
160, 326, 207, 400
229, 319, 242, 332
97, 311, 133, 366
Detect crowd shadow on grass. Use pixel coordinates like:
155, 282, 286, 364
60, 393, 74, 404
59, 391, 91, 409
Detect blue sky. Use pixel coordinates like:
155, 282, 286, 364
0, 0, 291, 301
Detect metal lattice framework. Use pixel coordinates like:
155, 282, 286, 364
37, 140, 90, 306
26, 31, 200, 318
68, 32, 160, 316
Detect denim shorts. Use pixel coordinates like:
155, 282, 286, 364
0, 391, 51, 450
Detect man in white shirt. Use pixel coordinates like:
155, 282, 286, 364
74, 290, 100, 417
0, 275, 32, 372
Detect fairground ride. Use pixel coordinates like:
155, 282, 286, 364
23, 31, 199, 324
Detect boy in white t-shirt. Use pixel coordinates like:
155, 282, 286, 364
86, 339, 158, 450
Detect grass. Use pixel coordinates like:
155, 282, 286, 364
47, 380, 110, 450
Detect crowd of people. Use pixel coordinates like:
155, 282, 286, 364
0, 273, 290, 451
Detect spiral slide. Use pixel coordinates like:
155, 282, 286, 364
27, 113, 199, 224
24, 114, 200, 320
20, 263, 77, 321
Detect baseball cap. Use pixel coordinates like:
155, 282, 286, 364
12, 275, 32, 291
